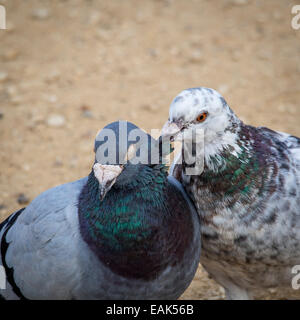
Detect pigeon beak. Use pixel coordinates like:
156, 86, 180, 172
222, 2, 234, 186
93, 163, 123, 201
161, 121, 182, 142
99, 186, 108, 201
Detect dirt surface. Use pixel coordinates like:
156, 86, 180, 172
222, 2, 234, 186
0, 0, 300, 299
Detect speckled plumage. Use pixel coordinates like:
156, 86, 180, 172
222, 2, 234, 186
0, 122, 201, 300
165, 87, 300, 299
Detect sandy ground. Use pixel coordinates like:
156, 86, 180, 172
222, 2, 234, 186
0, 0, 300, 299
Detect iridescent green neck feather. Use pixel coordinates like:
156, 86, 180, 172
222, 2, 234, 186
78, 164, 193, 280
187, 124, 274, 205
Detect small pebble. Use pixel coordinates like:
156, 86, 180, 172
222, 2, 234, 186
82, 110, 94, 118
6, 85, 17, 96
0, 204, 6, 210
231, 0, 248, 5
0, 71, 8, 82
31, 8, 51, 20
45, 70, 61, 83
47, 114, 66, 127
140, 104, 157, 112
88, 12, 101, 25
53, 157, 63, 167
189, 49, 204, 63
17, 193, 30, 205
148, 48, 158, 58
22, 164, 31, 171
80, 105, 93, 118
30, 114, 45, 125
44, 94, 58, 104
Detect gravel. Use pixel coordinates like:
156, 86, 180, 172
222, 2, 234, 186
17, 193, 30, 205
47, 114, 66, 127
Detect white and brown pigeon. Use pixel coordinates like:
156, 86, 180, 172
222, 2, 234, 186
161, 87, 300, 299
0, 121, 201, 300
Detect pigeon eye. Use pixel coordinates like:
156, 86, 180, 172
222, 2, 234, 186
196, 112, 207, 123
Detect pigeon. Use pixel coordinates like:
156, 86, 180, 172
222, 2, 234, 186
161, 87, 300, 300
0, 121, 201, 300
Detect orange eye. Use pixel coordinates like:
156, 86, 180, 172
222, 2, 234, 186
196, 112, 207, 122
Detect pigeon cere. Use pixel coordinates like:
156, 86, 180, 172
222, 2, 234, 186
0, 0, 299, 307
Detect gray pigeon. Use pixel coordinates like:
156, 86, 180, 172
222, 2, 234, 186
0, 121, 201, 300
161, 87, 300, 300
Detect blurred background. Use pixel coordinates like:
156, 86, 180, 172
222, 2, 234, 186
0, 0, 300, 299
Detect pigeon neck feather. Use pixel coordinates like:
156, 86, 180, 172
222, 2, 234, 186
78, 165, 176, 280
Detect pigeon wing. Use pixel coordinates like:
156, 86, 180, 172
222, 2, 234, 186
0, 177, 89, 299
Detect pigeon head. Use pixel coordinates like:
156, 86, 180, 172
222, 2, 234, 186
94, 120, 157, 164
161, 87, 242, 164
93, 120, 164, 200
